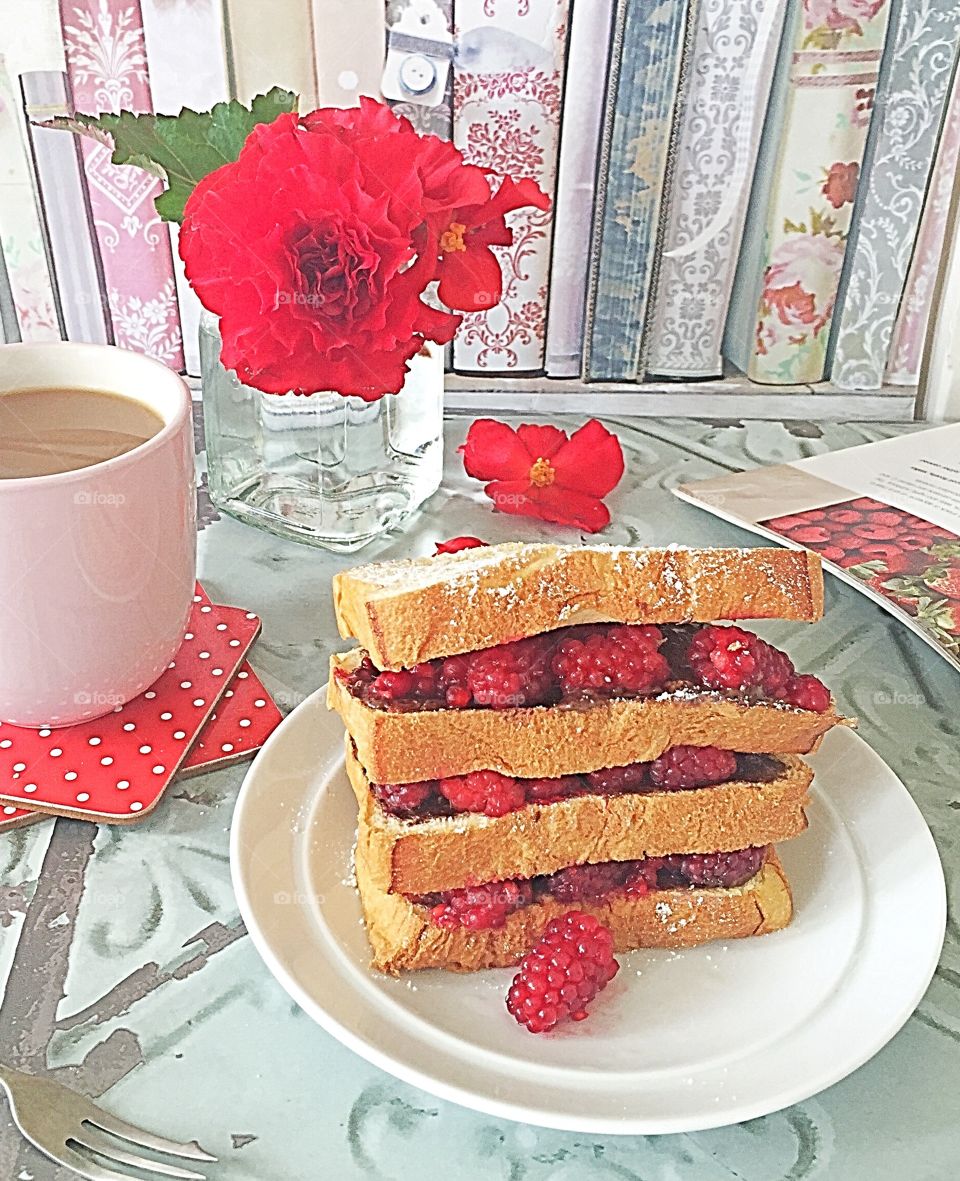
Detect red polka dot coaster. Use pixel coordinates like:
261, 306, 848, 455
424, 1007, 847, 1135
0, 593, 262, 823
180, 661, 283, 777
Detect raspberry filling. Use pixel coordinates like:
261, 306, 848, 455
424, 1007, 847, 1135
341, 622, 831, 714
413, 846, 769, 930
371, 748, 785, 820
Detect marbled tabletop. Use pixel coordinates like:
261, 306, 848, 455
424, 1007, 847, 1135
1, 413, 957, 1181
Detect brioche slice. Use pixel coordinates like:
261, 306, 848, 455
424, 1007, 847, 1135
347, 738, 811, 895
333, 543, 824, 669
354, 825, 794, 974
329, 650, 847, 783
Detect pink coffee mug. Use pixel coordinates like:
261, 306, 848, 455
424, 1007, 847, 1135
0, 343, 196, 726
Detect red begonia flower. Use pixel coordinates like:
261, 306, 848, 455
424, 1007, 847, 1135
460, 419, 624, 533
435, 536, 489, 554
436, 178, 551, 313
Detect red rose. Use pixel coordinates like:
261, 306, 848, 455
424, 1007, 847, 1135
180, 99, 548, 399
822, 161, 860, 208
460, 419, 624, 533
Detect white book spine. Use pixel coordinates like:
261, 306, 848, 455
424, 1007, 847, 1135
544, 0, 615, 378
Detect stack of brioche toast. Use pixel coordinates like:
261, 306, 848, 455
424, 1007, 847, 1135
327, 542, 851, 974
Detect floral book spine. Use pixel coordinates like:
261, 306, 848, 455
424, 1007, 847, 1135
722, 0, 891, 387
141, 0, 229, 377
21, 70, 111, 345
0, 55, 60, 343
581, 0, 694, 384
644, 0, 788, 381
58, 0, 184, 368
828, 0, 960, 391
885, 61, 960, 388
544, 0, 616, 378
452, 0, 570, 374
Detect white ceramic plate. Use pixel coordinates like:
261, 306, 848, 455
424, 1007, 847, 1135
230, 690, 946, 1134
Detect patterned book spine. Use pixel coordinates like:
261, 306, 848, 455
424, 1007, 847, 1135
582, 0, 693, 383
645, 0, 788, 380
452, 0, 569, 374
724, 0, 890, 386
21, 70, 112, 345
544, 0, 615, 378
829, 0, 960, 391
59, 0, 184, 366
141, 0, 229, 377
885, 54, 960, 386
384, 0, 452, 138
0, 55, 60, 342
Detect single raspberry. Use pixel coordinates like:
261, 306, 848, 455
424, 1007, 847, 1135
584, 762, 649, 794
524, 775, 585, 803
662, 847, 766, 889
427, 879, 533, 930
790, 526, 832, 545
539, 861, 631, 902
364, 668, 417, 702
781, 673, 831, 713
438, 770, 526, 816
766, 514, 810, 531
686, 625, 794, 696
438, 654, 473, 707
648, 745, 738, 789
824, 509, 863, 524
370, 779, 437, 818
551, 625, 669, 697
506, 911, 619, 1033
466, 637, 556, 708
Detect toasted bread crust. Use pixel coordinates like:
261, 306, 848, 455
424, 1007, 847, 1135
329, 651, 848, 782
354, 827, 793, 973
347, 739, 811, 894
332, 543, 825, 669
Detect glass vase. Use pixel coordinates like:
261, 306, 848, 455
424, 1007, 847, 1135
199, 313, 444, 551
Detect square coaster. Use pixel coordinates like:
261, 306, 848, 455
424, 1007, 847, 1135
180, 661, 283, 777
0, 598, 260, 823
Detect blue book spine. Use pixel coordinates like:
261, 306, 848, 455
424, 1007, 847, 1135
583, 0, 693, 383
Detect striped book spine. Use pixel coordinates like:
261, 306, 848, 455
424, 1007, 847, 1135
21, 70, 112, 345
453, 0, 570, 374
645, 0, 787, 380
223, 0, 317, 105
829, 0, 960, 391
544, 0, 616, 378
0, 54, 60, 341
582, 0, 694, 383
886, 29, 960, 386
723, 0, 890, 386
59, 0, 184, 366
141, 0, 230, 376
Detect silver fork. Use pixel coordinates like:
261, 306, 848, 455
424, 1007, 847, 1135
0, 1063, 217, 1180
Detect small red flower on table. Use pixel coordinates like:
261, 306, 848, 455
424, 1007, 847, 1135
460, 419, 625, 532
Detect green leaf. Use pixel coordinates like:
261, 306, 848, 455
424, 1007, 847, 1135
42, 88, 298, 223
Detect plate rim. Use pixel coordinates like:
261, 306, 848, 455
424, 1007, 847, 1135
230, 686, 946, 1134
